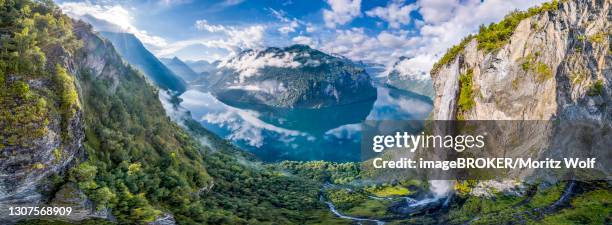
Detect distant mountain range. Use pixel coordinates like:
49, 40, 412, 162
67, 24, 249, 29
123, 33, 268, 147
160, 57, 200, 83
184, 59, 219, 74
209, 44, 377, 108
100, 32, 187, 93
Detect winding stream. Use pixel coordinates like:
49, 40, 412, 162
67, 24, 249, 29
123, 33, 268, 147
324, 200, 385, 225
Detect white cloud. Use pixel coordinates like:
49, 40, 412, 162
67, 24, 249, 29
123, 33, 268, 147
60, 2, 168, 48
195, 19, 228, 32
158, 0, 192, 7
227, 80, 288, 95
218, 50, 301, 83
225, 25, 267, 49
268, 8, 303, 34
60, 2, 266, 62
269, 8, 291, 23
180, 90, 310, 148
61, 0, 550, 78
312, 0, 549, 79
292, 36, 316, 46
366, 0, 417, 29
315, 28, 415, 65
306, 23, 317, 33
377, 31, 413, 48
388, 0, 549, 78
219, 0, 245, 7
278, 20, 299, 34
386, 54, 436, 80
156, 20, 267, 59
417, 0, 459, 24
323, 0, 362, 28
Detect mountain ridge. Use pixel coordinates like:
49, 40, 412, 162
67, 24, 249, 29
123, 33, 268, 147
0, 1, 333, 224
210, 44, 377, 108
100, 31, 187, 93
160, 56, 200, 83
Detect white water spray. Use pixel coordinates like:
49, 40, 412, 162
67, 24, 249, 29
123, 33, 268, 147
429, 180, 453, 197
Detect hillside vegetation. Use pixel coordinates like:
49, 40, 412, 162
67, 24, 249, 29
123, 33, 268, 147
431, 0, 564, 74
0, 0, 332, 224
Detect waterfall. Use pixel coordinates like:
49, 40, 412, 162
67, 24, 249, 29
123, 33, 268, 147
400, 180, 453, 209
429, 180, 453, 197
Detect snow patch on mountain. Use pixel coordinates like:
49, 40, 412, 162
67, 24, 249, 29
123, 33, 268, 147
218, 51, 302, 83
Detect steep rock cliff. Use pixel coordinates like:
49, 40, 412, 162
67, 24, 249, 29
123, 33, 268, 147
431, 0, 609, 121
0, 7, 84, 218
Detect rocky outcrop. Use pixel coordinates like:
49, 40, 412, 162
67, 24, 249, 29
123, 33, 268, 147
0, 108, 83, 223
431, 0, 610, 121
428, 0, 610, 194
1, 46, 84, 225
0, 20, 180, 224
148, 213, 176, 225
50, 183, 114, 221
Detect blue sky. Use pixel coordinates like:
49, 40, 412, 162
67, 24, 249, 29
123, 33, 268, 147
57, 0, 548, 78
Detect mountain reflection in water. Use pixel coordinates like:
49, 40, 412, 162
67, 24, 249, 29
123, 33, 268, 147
179, 84, 433, 162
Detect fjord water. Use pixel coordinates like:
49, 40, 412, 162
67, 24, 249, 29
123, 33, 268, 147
179, 82, 433, 162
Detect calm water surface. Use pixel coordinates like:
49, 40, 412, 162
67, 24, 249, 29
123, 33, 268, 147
179, 83, 432, 162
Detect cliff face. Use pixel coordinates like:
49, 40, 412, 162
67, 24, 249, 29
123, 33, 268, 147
431, 0, 610, 121
0, 20, 128, 222
0, 21, 84, 216
0, 100, 83, 207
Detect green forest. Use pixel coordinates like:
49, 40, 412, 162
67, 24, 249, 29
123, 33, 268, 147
0, 0, 333, 224
1, 0, 610, 224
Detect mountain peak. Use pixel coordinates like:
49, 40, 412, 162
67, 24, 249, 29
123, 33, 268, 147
284, 44, 312, 51
100, 31, 187, 92
160, 56, 200, 83
211, 44, 375, 108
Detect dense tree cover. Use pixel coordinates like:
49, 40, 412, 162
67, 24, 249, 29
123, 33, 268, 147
6, 1, 609, 225
431, 0, 563, 74
55, 65, 79, 141
1, 1, 337, 224
0, 72, 48, 148
274, 160, 361, 184
16, 218, 115, 225
74, 64, 213, 222
446, 181, 612, 225
74, 43, 327, 224
0, 0, 80, 149
324, 188, 368, 210
475, 0, 561, 52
